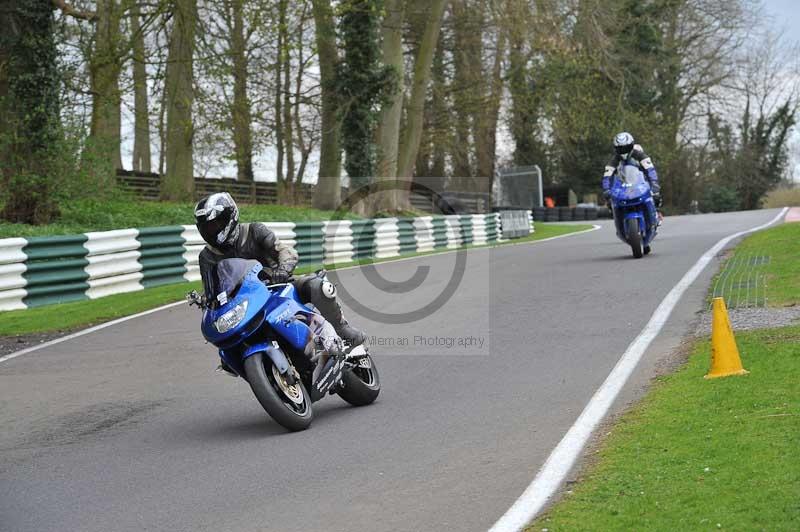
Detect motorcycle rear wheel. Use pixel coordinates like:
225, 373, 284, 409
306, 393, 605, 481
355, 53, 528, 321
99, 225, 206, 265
244, 352, 313, 431
337, 354, 381, 406
626, 218, 644, 259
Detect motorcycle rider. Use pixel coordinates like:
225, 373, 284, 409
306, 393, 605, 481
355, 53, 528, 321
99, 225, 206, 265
194, 193, 367, 363
602, 132, 662, 224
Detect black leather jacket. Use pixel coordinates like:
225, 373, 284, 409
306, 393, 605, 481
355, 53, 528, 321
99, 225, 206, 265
199, 222, 299, 297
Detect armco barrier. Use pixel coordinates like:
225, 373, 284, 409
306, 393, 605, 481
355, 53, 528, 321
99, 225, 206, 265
0, 212, 512, 312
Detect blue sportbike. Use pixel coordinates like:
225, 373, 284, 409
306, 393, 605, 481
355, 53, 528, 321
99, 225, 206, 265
187, 259, 380, 431
609, 164, 659, 258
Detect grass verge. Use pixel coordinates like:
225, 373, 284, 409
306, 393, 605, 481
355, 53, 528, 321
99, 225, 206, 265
527, 325, 800, 531
0, 223, 592, 337
0, 198, 358, 238
710, 222, 800, 307
527, 221, 800, 531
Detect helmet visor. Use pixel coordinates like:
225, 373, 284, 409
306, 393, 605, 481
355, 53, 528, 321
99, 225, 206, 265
198, 215, 230, 245
615, 143, 634, 157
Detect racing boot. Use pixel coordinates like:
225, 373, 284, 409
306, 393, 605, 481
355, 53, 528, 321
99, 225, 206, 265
313, 296, 367, 347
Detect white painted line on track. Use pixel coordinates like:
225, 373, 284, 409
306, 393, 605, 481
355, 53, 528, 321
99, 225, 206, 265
1, 223, 599, 365
489, 207, 789, 532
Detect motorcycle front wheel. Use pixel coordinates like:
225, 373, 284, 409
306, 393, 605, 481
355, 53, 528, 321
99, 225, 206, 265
244, 352, 313, 431
337, 354, 381, 406
626, 218, 644, 259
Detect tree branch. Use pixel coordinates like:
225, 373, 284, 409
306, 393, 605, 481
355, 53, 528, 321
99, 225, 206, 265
52, 0, 97, 21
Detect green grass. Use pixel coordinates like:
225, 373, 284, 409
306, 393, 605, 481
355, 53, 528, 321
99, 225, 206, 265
709, 222, 800, 308
0, 199, 357, 238
0, 223, 591, 336
527, 220, 800, 531
528, 326, 800, 531
0, 281, 201, 336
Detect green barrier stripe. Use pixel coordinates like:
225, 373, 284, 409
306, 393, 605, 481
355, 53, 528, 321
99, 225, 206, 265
22, 235, 89, 260
24, 292, 87, 308
350, 220, 376, 259
22, 235, 90, 307
23, 281, 89, 307
140, 266, 188, 282
459, 215, 473, 245
431, 217, 448, 249
484, 215, 498, 241
396, 218, 416, 254
140, 256, 186, 269
25, 258, 88, 272
294, 222, 324, 267
139, 245, 186, 258
136, 226, 187, 288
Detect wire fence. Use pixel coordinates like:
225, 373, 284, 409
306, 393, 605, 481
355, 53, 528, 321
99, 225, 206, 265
709, 252, 771, 309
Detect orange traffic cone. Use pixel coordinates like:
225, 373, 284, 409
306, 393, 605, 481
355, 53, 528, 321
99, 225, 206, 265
705, 297, 749, 379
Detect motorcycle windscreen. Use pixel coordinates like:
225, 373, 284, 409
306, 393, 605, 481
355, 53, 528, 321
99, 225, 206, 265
213, 258, 262, 300
616, 165, 650, 199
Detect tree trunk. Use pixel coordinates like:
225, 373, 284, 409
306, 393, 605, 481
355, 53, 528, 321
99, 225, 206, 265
450, 0, 478, 182
161, 0, 197, 201
372, 0, 405, 213
429, 31, 447, 183
311, 0, 342, 210
472, 28, 505, 195
230, 0, 254, 181
131, 1, 152, 173
274, 0, 286, 195
281, 0, 296, 204
0, 0, 61, 224
397, 0, 448, 183
89, 0, 123, 170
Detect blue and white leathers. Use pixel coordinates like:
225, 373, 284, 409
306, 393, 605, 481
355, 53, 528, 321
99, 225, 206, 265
609, 163, 658, 256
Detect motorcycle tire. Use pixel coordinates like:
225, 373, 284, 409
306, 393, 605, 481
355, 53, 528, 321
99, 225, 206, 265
627, 218, 644, 259
244, 352, 314, 431
337, 354, 381, 407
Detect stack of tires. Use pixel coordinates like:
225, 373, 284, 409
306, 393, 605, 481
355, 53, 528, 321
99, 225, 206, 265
534, 206, 599, 222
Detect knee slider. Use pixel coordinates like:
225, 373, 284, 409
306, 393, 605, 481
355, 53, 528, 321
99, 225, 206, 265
321, 279, 336, 299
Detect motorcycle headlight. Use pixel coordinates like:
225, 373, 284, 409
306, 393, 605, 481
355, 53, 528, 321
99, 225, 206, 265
214, 301, 248, 333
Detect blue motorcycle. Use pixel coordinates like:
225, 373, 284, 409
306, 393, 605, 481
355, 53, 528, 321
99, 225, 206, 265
609, 164, 659, 258
187, 258, 380, 431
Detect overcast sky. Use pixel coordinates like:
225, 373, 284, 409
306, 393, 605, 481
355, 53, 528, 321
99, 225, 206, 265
763, 1, 800, 181
765, 1, 800, 39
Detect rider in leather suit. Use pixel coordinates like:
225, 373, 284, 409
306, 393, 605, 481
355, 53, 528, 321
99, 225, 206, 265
195, 193, 366, 358
602, 132, 662, 207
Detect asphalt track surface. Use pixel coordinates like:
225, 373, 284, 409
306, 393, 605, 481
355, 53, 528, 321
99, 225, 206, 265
0, 210, 783, 532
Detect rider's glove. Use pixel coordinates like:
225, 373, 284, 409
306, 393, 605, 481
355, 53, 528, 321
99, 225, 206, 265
270, 267, 291, 284
602, 189, 611, 200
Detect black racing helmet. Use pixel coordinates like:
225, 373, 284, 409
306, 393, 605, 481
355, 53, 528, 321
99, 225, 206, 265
194, 192, 240, 247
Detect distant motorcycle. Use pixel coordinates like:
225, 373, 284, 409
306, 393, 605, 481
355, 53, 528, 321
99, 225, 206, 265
609, 164, 659, 258
187, 259, 380, 431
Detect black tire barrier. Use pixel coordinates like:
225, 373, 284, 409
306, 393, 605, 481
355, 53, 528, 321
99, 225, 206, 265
597, 206, 612, 219
558, 207, 573, 221
545, 208, 559, 222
